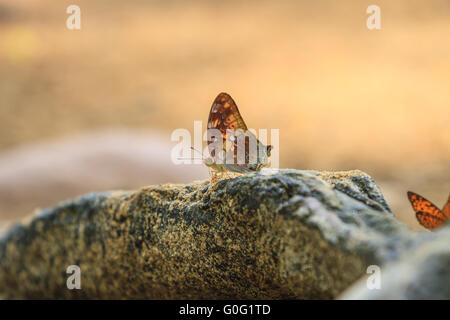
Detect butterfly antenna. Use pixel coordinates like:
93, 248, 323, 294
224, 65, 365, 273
191, 146, 206, 160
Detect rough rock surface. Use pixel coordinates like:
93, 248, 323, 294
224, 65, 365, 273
339, 225, 450, 299
0, 169, 448, 299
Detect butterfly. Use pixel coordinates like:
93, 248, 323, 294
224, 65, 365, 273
407, 191, 450, 230
204, 92, 272, 173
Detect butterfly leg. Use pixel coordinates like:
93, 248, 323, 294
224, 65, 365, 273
209, 168, 220, 184
208, 167, 213, 184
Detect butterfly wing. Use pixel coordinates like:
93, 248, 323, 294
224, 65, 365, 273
442, 193, 450, 219
206, 92, 271, 172
207, 92, 248, 158
407, 191, 447, 229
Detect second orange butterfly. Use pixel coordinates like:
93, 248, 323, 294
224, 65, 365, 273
407, 191, 450, 230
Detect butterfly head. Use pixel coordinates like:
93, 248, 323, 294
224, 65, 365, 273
267, 145, 273, 157
248, 144, 272, 171
261, 144, 273, 167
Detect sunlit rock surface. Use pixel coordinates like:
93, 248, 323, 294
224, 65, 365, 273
0, 169, 447, 299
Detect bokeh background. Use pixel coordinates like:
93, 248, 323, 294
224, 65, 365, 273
0, 0, 449, 230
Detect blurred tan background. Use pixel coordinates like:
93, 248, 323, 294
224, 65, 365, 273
0, 0, 449, 230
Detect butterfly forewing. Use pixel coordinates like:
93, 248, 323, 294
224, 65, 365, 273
407, 191, 447, 229
207, 92, 247, 145
207, 92, 247, 160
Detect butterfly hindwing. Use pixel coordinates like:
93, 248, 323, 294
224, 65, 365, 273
407, 191, 447, 229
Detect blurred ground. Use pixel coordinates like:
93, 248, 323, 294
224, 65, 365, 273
0, 0, 449, 229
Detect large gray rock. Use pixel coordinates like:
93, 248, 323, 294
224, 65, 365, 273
0, 169, 448, 299
339, 225, 450, 299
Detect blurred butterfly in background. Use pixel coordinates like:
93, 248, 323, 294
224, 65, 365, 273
407, 191, 450, 230
204, 92, 272, 173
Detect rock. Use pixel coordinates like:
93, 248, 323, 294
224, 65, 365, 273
0, 169, 447, 299
339, 224, 450, 300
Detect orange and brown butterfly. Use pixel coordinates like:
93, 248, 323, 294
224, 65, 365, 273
204, 92, 272, 173
407, 191, 450, 230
